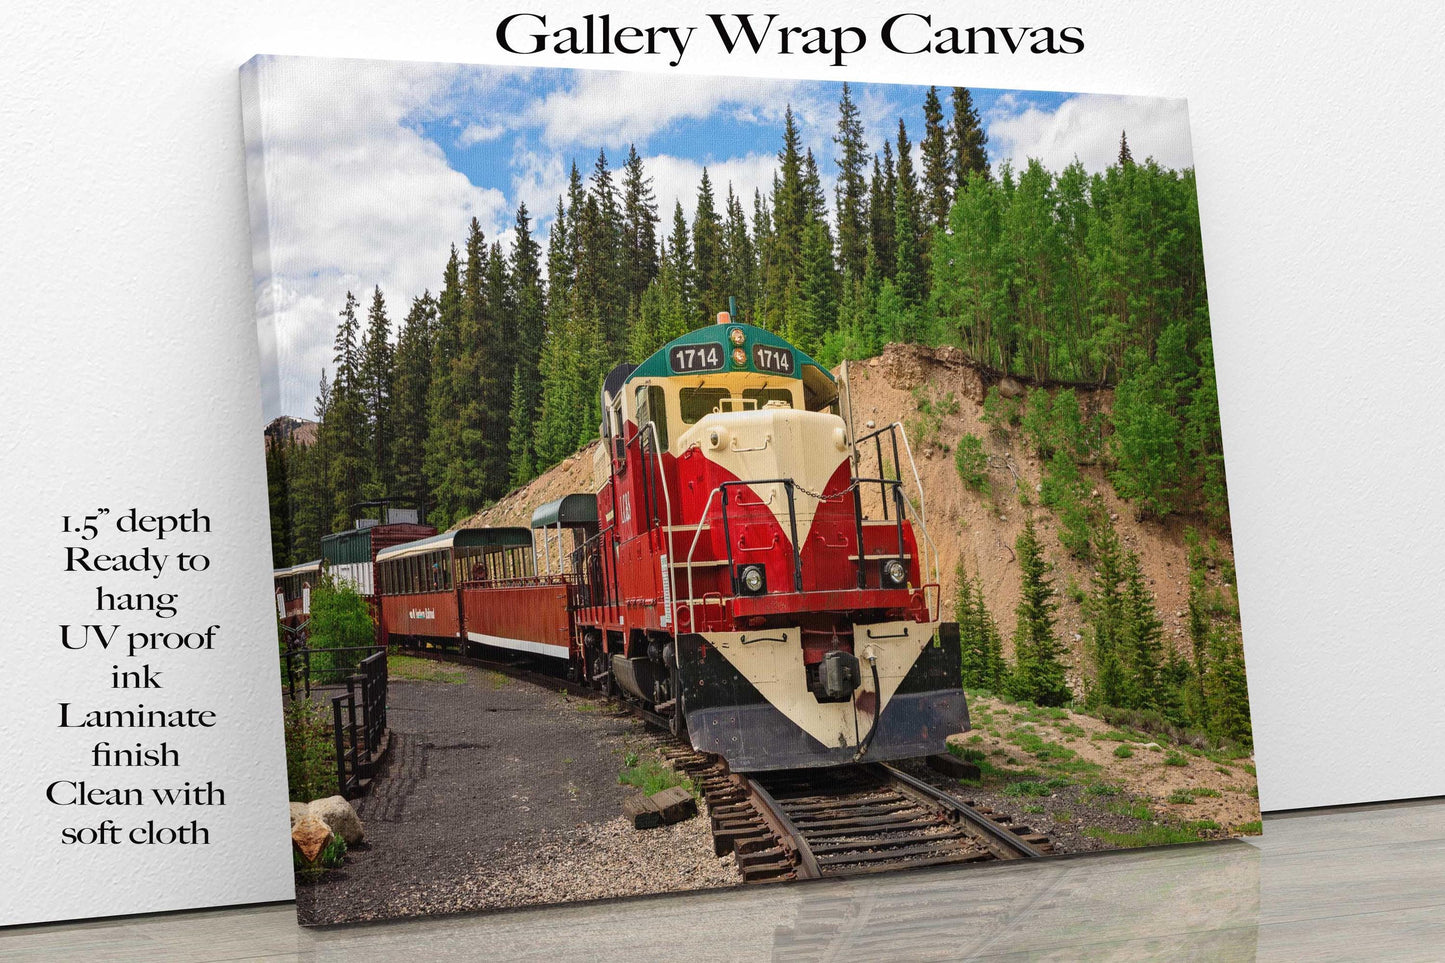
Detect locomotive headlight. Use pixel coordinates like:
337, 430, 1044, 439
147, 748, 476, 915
738, 564, 766, 595
728, 327, 746, 346
882, 558, 908, 587
732, 346, 747, 366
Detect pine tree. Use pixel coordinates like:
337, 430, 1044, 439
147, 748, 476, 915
534, 198, 582, 470
766, 105, 808, 322
390, 292, 435, 515
832, 82, 870, 279
792, 218, 838, 355
956, 560, 1007, 690
1118, 130, 1134, 167
1086, 518, 1127, 708
692, 168, 725, 319
667, 201, 694, 314
920, 86, 952, 232
424, 244, 472, 522
587, 149, 628, 355
480, 240, 515, 498
507, 204, 547, 486
1185, 530, 1211, 728
893, 119, 926, 312
265, 437, 292, 566
950, 87, 989, 189
1119, 550, 1165, 709
1006, 515, 1072, 706
358, 285, 393, 491
325, 291, 369, 529
866, 152, 896, 280
301, 369, 333, 552
620, 144, 660, 305
1205, 627, 1251, 745
721, 185, 756, 319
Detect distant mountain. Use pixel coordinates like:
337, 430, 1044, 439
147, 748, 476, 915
264, 415, 318, 447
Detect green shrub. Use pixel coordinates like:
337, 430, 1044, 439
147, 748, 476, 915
294, 833, 347, 881
284, 700, 336, 802
1163, 750, 1189, 767
954, 433, 989, 491
1113, 745, 1134, 759
308, 574, 376, 677
981, 387, 1022, 437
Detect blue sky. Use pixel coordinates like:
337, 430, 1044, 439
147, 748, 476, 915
243, 59, 1193, 422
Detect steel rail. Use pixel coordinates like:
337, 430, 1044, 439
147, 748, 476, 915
879, 763, 1045, 859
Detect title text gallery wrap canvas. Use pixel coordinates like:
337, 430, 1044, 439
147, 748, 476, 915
242, 55, 1260, 926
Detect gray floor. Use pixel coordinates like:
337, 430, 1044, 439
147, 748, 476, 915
3, 799, 1443, 961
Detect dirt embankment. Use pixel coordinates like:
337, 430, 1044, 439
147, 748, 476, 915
849, 343, 1236, 687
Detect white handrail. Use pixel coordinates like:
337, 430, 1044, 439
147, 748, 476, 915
683, 485, 724, 627
892, 421, 941, 587
638, 421, 677, 628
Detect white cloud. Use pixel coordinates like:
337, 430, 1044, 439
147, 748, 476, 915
986, 93, 1195, 176
530, 70, 814, 150
245, 56, 509, 419
457, 122, 506, 147
645, 152, 782, 226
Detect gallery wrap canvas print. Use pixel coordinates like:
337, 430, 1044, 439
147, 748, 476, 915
243, 55, 1261, 926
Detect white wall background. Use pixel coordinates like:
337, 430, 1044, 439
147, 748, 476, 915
2, 0, 1441, 926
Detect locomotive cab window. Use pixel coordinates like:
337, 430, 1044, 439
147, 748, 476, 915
635, 384, 669, 450
679, 386, 731, 424
742, 387, 795, 410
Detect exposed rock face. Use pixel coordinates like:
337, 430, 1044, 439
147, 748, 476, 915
996, 376, 1025, 399
292, 816, 334, 864
309, 795, 364, 845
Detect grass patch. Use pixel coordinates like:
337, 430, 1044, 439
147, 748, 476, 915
619, 752, 694, 798
947, 744, 987, 763
1083, 821, 1220, 848
388, 654, 467, 684
1168, 787, 1223, 805
1114, 745, 1134, 759
1056, 723, 1087, 737
1163, 751, 1189, 767
1105, 799, 1153, 821
1008, 728, 1079, 763
1022, 803, 1046, 814
1234, 820, 1263, 835
1095, 728, 1149, 743
1002, 781, 1054, 798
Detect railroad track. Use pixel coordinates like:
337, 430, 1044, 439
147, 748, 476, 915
406, 644, 1053, 882
664, 748, 1052, 884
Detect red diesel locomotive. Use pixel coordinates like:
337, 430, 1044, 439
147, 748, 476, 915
286, 317, 968, 771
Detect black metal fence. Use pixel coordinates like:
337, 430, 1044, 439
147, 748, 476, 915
331, 650, 388, 797
283, 643, 389, 798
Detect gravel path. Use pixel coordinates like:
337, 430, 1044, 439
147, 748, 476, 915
295, 665, 739, 925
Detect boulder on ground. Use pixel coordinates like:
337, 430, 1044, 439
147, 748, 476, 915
291, 816, 333, 864
997, 376, 1025, 399
289, 801, 308, 828
308, 795, 364, 845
